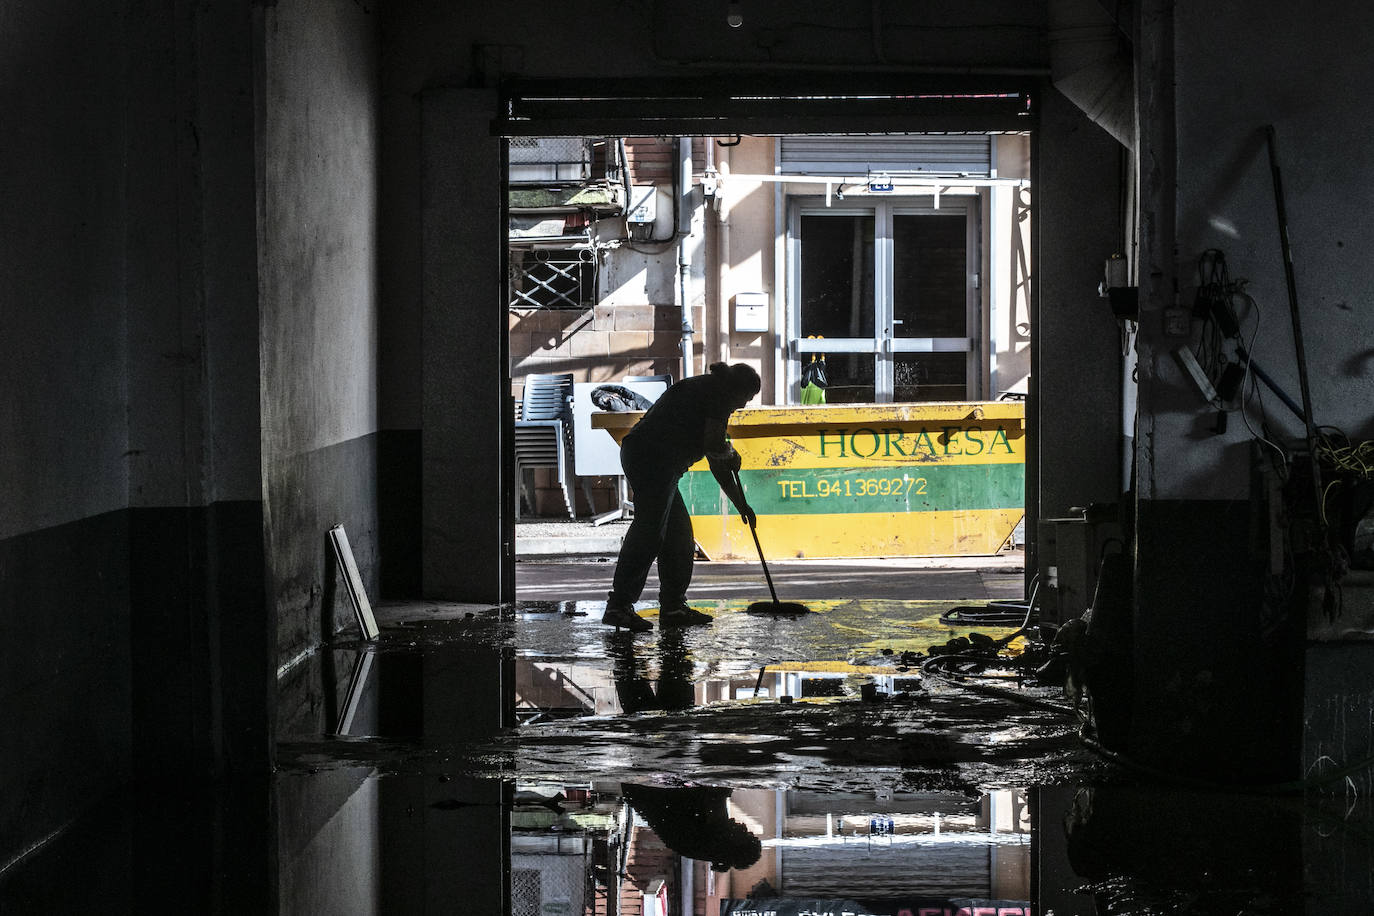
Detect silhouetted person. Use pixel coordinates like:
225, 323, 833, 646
622, 784, 762, 872
603, 362, 761, 632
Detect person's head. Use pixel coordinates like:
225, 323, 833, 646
709, 830, 762, 872
709, 361, 761, 408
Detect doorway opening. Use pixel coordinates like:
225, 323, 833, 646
498, 80, 1035, 590
492, 82, 1054, 916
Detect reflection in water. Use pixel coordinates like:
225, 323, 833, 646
510, 780, 1030, 916
1046, 785, 1307, 914
623, 784, 763, 871
302, 606, 1370, 913
13, 602, 1372, 913
611, 628, 696, 713
504, 608, 1039, 914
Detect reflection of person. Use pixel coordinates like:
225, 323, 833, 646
603, 362, 762, 632
622, 784, 762, 872
606, 628, 694, 714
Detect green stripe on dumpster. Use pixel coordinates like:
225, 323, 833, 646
680, 463, 1024, 516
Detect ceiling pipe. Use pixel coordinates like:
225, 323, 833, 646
1049, 0, 1136, 149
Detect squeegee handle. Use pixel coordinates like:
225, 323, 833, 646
733, 468, 780, 605
748, 518, 781, 605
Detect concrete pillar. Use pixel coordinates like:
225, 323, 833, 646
421, 89, 515, 601
1030, 87, 1128, 580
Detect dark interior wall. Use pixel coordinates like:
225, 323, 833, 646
1124, 2, 1374, 779
260, 0, 382, 662
1136, 0, 1374, 503
419, 89, 512, 602
0, 0, 269, 869
0, 0, 134, 867
1173, 2, 1374, 458
126, 0, 269, 787
1033, 88, 1129, 520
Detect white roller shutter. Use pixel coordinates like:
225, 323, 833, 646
780, 135, 993, 177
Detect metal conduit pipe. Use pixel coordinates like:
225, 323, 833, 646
716, 141, 731, 366
678, 239, 693, 378
616, 138, 632, 208
678, 137, 695, 379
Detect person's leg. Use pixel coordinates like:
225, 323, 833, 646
656, 489, 712, 626
655, 488, 695, 604
608, 472, 676, 606
604, 449, 678, 631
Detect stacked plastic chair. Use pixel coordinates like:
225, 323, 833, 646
514, 372, 577, 518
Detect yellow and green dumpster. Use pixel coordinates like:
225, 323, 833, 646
592, 402, 1024, 559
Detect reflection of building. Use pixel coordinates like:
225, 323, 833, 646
511, 784, 1030, 916
514, 655, 922, 720
516, 661, 622, 722
509, 133, 1031, 516
512, 833, 594, 916
757, 790, 1031, 902
511, 784, 616, 916
700, 790, 1029, 913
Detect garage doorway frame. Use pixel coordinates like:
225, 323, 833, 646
456, 74, 1044, 602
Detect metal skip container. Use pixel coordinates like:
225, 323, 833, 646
593, 401, 1025, 559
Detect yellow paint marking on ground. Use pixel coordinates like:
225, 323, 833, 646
766, 661, 899, 675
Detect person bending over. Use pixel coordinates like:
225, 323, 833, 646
602, 362, 760, 631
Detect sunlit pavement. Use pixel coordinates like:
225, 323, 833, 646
514, 552, 1028, 604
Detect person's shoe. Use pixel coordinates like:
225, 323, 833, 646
658, 601, 713, 627
602, 602, 652, 632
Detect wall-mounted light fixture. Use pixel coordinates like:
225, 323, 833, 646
727, 1, 743, 28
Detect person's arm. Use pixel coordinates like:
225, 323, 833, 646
704, 417, 755, 526
702, 416, 734, 467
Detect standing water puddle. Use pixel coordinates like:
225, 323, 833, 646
265, 599, 1374, 914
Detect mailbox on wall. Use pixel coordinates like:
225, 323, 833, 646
732, 291, 769, 332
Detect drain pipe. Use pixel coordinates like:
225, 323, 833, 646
677, 137, 695, 379
679, 852, 694, 916
678, 240, 694, 379
716, 140, 732, 366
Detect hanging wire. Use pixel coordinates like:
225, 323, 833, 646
1233, 287, 1289, 468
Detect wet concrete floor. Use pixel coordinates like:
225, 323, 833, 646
5, 560, 1374, 913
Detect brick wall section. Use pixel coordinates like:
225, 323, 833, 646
509, 133, 709, 518
509, 305, 685, 385
617, 824, 675, 916
510, 302, 692, 517
623, 137, 677, 186
593, 136, 710, 184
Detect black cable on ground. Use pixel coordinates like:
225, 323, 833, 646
939, 578, 1041, 629
919, 651, 1075, 716
938, 605, 1030, 627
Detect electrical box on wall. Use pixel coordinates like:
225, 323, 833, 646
627, 186, 657, 223
732, 291, 769, 332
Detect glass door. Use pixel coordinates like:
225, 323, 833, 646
791, 199, 977, 403
795, 210, 877, 402
890, 206, 976, 401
